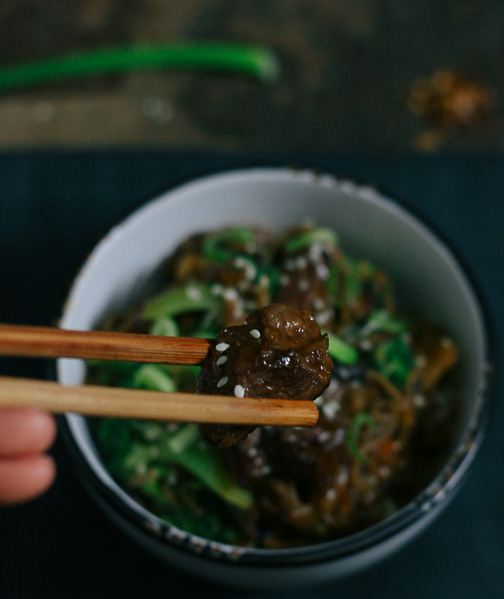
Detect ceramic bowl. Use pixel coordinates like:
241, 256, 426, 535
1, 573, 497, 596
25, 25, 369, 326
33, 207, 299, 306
58, 167, 492, 588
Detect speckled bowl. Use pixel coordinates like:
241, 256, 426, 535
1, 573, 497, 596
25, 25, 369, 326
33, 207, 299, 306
58, 167, 492, 588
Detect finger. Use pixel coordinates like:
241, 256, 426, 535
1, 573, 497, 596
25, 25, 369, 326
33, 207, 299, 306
0, 408, 57, 457
0, 454, 56, 505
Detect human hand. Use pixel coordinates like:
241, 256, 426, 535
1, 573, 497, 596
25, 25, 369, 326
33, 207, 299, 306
0, 408, 57, 505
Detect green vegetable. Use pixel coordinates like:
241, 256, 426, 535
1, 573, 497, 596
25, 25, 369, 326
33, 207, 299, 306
133, 365, 177, 393
341, 257, 363, 305
284, 227, 338, 253
99, 419, 253, 511
142, 282, 220, 320
326, 263, 341, 297
202, 227, 256, 263
163, 436, 253, 510
149, 317, 179, 337
346, 413, 377, 463
0, 42, 280, 92
359, 309, 407, 338
373, 336, 415, 389
324, 331, 359, 365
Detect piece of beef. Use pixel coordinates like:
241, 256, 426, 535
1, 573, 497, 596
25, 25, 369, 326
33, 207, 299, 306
197, 304, 333, 448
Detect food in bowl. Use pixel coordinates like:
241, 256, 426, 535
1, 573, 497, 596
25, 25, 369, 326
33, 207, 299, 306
86, 222, 459, 549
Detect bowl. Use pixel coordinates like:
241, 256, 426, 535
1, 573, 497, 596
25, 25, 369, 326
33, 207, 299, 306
58, 167, 492, 588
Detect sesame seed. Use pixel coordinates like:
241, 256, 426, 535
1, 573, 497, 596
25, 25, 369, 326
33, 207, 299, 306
210, 284, 224, 296
413, 394, 426, 408
249, 329, 261, 339
359, 339, 373, 351
223, 287, 239, 302
216, 342, 230, 352
234, 384, 245, 398
298, 279, 310, 291
280, 274, 290, 286
316, 263, 329, 279
295, 256, 308, 269
313, 298, 325, 310
337, 467, 349, 486
315, 309, 332, 326
233, 257, 257, 281
325, 488, 337, 501
258, 274, 269, 287
186, 285, 202, 301
322, 400, 340, 420
216, 355, 228, 366
416, 355, 427, 368
309, 243, 324, 262
217, 376, 228, 388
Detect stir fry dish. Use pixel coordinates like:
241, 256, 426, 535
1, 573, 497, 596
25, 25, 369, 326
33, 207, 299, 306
88, 223, 459, 548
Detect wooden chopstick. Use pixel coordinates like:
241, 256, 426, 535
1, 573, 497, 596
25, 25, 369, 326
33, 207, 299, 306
0, 324, 319, 426
0, 324, 210, 365
0, 376, 319, 426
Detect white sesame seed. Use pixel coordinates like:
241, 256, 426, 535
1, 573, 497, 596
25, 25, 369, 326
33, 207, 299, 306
359, 339, 373, 351
309, 243, 324, 262
413, 394, 427, 408
249, 329, 261, 339
210, 284, 224, 296
186, 285, 202, 301
325, 488, 337, 501
233, 257, 257, 281
217, 377, 228, 388
216, 342, 230, 352
322, 400, 340, 420
280, 274, 291, 286
216, 355, 228, 366
258, 274, 269, 287
295, 256, 308, 269
234, 384, 245, 398
316, 263, 329, 279
298, 279, 310, 291
223, 287, 239, 302
337, 467, 349, 486
315, 309, 332, 326
416, 355, 427, 368
313, 298, 325, 310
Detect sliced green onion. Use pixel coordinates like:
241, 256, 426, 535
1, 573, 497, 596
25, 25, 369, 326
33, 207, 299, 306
284, 228, 338, 253
0, 42, 280, 91
324, 331, 359, 365
202, 227, 256, 263
133, 364, 177, 393
142, 282, 219, 320
346, 413, 377, 463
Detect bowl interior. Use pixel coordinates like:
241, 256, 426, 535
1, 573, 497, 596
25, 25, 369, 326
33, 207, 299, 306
58, 168, 489, 550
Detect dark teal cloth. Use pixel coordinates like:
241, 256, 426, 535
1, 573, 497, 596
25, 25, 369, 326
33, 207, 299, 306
0, 151, 502, 598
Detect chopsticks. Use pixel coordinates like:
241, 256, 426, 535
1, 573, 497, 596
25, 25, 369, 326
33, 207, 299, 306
0, 324, 210, 365
0, 324, 319, 427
